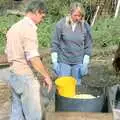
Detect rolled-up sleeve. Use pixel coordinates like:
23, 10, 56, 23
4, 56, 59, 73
22, 28, 39, 60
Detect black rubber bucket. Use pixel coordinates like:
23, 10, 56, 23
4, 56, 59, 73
55, 93, 105, 112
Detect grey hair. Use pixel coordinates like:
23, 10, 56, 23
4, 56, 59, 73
25, 0, 47, 14
70, 2, 85, 18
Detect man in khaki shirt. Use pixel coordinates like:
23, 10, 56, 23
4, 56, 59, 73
5, 0, 52, 120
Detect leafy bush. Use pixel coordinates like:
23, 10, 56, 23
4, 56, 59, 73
0, 14, 120, 55
0, 15, 21, 54
0, 0, 12, 7
92, 16, 120, 48
37, 17, 54, 48
0, 0, 13, 15
46, 0, 70, 21
46, 0, 97, 22
0, 15, 54, 53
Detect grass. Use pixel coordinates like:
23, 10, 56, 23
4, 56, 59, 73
92, 16, 120, 48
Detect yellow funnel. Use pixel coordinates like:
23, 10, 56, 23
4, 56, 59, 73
55, 76, 77, 97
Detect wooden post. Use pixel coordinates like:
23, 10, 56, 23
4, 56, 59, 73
114, 0, 120, 18
91, 6, 100, 27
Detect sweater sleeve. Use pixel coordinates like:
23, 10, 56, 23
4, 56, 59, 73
51, 20, 62, 53
84, 22, 93, 56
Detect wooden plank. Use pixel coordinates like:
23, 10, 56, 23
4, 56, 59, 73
7, 10, 25, 16
0, 63, 10, 68
45, 112, 112, 120
0, 55, 8, 65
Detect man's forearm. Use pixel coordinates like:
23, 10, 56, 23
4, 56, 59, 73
30, 56, 50, 78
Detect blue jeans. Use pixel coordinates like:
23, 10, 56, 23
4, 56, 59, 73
8, 72, 42, 120
53, 63, 88, 85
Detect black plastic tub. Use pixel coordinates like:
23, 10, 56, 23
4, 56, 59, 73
55, 93, 105, 112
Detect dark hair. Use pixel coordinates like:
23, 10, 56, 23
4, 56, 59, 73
25, 0, 48, 14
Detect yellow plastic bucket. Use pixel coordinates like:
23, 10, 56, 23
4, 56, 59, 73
55, 76, 77, 97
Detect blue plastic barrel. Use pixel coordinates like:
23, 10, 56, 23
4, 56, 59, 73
55, 93, 105, 112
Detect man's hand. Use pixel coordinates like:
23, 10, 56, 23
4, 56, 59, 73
30, 56, 53, 92
44, 76, 52, 93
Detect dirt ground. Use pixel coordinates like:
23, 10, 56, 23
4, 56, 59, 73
0, 80, 10, 120
0, 47, 120, 119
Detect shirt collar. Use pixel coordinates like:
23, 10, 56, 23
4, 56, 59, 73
24, 17, 37, 30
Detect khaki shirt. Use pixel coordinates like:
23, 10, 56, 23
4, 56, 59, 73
6, 17, 40, 76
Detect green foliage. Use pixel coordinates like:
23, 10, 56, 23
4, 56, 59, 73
46, 0, 70, 21
46, 0, 96, 22
0, 14, 120, 55
92, 16, 120, 48
0, 15, 21, 54
37, 17, 54, 48
0, 15, 54, 53
0, 0, 13, 15
0, 0, 11, 6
